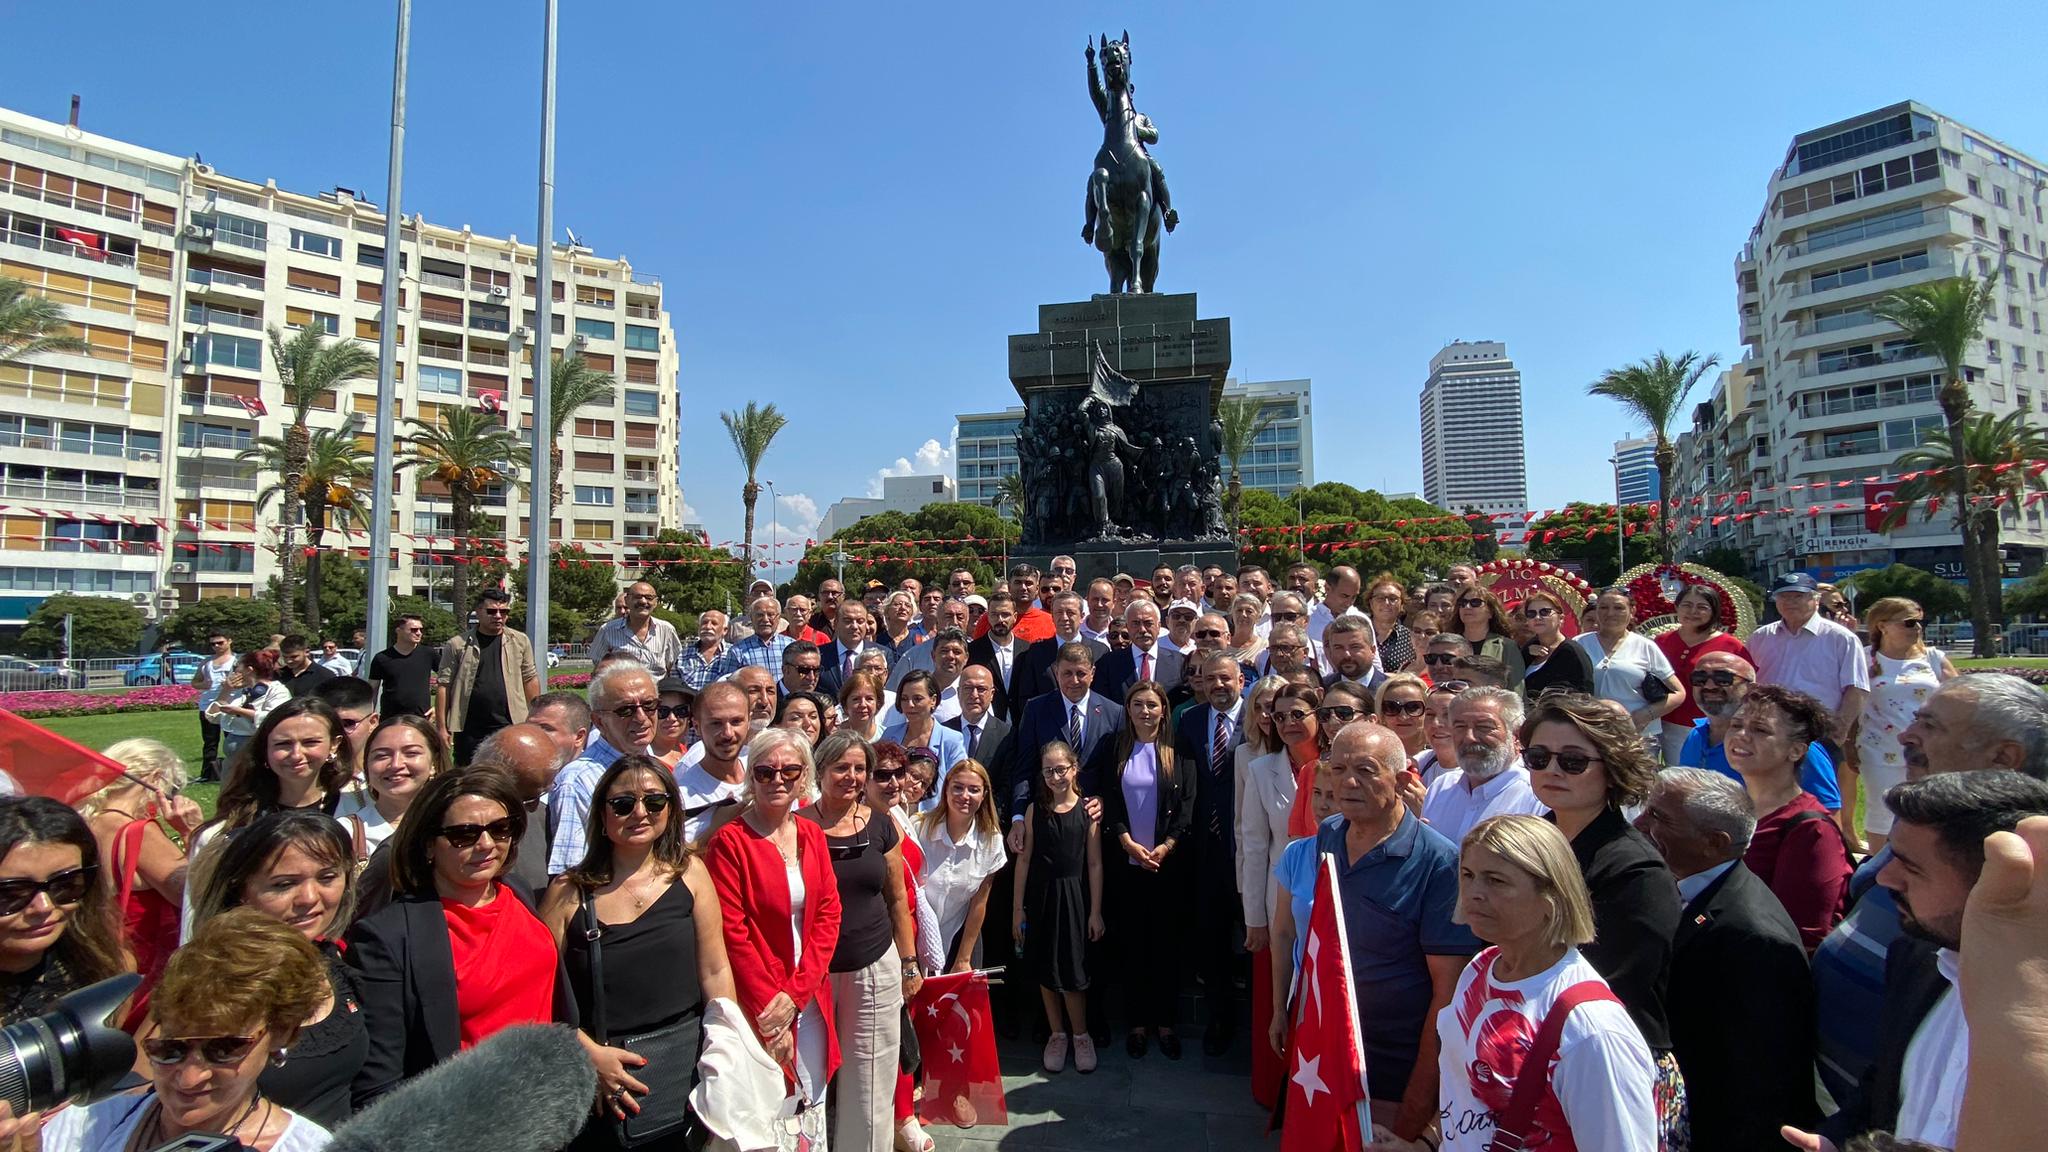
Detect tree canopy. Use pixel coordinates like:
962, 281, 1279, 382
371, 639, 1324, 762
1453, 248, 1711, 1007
1841, 563, 1970, 618
19, 595, 145, 659
1525, 502, 1664, 588
789, 502, 1018, 594
635, 530, 752, 620
1234, 484, 1475, 585
164, 597, 284, 655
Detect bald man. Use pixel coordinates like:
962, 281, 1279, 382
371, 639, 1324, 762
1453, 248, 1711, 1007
473, 723, 568, 897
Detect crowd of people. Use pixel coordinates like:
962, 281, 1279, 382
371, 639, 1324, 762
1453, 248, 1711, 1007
1, 557, 2045, 1151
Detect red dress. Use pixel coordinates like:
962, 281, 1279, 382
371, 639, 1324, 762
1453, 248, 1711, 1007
113, 821, 179, 1033
1744, 792, 1852, 952
442, 887, 557, 1048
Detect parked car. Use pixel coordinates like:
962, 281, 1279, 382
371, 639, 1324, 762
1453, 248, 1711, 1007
0, 656, 84, 691
123, 650, 205, 687
546, 646, 564, 668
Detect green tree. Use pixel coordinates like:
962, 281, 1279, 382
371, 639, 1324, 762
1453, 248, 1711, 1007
993, 472, 1026, 520
241, 417, 373, 636
719, 402, 789, 582
389, 595, 460, 648
19, 595, 144, 658
267, 551, 370, 642
543, 354, 616, 507
164, 597, 282, 655
790, 502, 1018, 593
402, 407, 522, 626
513, 543, 622, 640
1462, 507, 1500, 564
264, 325, 378, 634
1878, 410, 2048, 643
1873, 275, 2004, 655
1840, 563, 1970, 619
1234, 484, 1474, 584
1587, 350, 1719, 563
1689, 546, 1756, 584
2004, 571, 2048, 617
636, 530, 751, 619
1215, 395, 1279, 532
0, 275, 89, 367
1526, 502, 1663, 587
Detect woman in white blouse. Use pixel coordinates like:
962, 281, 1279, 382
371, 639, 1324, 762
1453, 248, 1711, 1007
1573, 588, 1685, 757
915, 759, 1006, 972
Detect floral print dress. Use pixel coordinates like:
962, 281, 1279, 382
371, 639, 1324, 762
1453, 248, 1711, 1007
1857, 651, 1943, 836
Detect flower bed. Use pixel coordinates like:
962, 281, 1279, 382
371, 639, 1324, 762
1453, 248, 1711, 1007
548, 672, 592, 690
0, 685, 202, 719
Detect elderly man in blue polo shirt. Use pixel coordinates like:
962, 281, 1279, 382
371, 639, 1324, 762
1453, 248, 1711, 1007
1269, 721, 1477, 1147
1677, 650, 1841, 809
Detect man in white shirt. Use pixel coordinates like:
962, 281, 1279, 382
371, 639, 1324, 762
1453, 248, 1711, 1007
1078, 578, 1118, 646
1420, 686, 1546, 843
674, 681, 754, 843
547, 664, 658, 875
968, 591, 1028, 721
1306, 564, 1367, 647
317, 639, 356, 677
585, 580, 684, 677
929, 628, 971, 723
1160, 598, 1201, 656
1747, 572, 1870, 720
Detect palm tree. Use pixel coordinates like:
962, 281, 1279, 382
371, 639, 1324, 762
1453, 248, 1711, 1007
402, 407, 523, 626
0, 275, 89, 367
1587, 350, 1721, 562
719, 402, 789, 581
993, 471, 1027, 520
1215, 395, 1278, 532
265, 325, 377, 631
1873, 274, 2001, 655
1878, 410, 2048, 645
543, 352, 616, 506
241, 418, 376, 635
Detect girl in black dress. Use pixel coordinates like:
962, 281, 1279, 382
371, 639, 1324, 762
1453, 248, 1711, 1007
539, 754, 738, 1152
1010, 740, 1104, 1074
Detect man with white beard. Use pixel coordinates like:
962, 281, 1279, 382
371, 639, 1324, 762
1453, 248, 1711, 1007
1419, 686, 1547, 841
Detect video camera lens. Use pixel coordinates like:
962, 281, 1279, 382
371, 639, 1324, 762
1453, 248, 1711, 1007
0, 973, 141, 1114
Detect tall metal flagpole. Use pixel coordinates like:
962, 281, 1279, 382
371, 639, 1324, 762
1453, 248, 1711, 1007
365, 0, 411, 662
526, 0, 557, 655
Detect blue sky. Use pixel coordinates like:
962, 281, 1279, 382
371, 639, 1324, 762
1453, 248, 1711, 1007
7, 1, 2047, 578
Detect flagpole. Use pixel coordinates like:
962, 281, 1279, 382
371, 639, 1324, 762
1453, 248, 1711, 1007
526, 0, 558, 654
365, 0, 410, 658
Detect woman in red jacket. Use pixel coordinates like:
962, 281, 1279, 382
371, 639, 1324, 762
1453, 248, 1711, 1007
707, 727, 843, 1150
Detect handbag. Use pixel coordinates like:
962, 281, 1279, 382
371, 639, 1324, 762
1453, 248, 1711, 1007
582, 888, 703, 1148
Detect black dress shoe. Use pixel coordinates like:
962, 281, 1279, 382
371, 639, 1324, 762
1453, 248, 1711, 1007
1157, 1031, 1183, 1061
1125, 1030, 1147, 1060
1202, 1025, 1232, 1057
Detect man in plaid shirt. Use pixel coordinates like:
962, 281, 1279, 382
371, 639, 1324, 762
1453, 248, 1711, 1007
717, 595, 794, 682
674, 609, 731, 690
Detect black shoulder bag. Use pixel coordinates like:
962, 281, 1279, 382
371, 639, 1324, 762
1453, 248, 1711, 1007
582, 887, 702, 1147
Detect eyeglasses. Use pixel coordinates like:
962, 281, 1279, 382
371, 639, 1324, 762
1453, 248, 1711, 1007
336, 713, 372, 732
479, 607, 512, 617
1423, 653, 1458, 666
753, 764, 805, 784
0, 866, 97, 916
1271, 611, 1301, 621
1274, 708, 1314, 724
1457, 598, 1485, 609
1690, 669, 1749, 687
1524, 747, 1603, 775
1525, 606, 1557, 619
788, 663, 821, 676
1316, 705, 1362, 723
1897, 618, 1925, 630
605, 792, 671, 818
872, 767, 908, 783
610, 701, 659, 719
1381, 699, 1427, 718
437, 819, 515, 849
1193, 629, 1225, 640
144, 1034, 263, 1068
1437, 680, 1472, 693
1370, 593, 1403, 604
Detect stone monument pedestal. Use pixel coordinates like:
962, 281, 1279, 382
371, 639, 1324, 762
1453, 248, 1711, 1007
1012, 541, 1240, 588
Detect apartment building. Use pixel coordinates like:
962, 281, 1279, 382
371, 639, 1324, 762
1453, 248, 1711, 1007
1675, 101, 2048, 583
0, 106, 683, 627
1613, 437, 1659, 504
1418, 341, 1528, 521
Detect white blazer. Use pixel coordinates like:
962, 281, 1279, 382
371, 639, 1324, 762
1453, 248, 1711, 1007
1236, 747, 1298, 929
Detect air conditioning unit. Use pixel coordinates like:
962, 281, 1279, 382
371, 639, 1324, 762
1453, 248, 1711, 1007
133, 450, 160, 462
489, 286, 509, 298
182, 223, 215, 245
169, 561, 191, 575
130, 592, 151, 604
514, 326, 532, 342
177, 348, 194, 367
573, 334, 589, 348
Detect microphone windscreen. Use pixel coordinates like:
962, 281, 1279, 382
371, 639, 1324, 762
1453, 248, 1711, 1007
328, 1024, 597, 1152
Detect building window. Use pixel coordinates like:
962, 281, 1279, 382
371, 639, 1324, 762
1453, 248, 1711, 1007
574, 485, 614, 506
624, 324, 659, 351
1807, 249, 1930, 294
574, 318, 615, 341
289, 229, 341, 259
622, 390, 659, 416
574, 519, 614, 541
1968, 176, 1982, 196
1995, 187, 2009, 207
188, 334, 262, 372
418, 365, 462, 396
286, 308, 340, 336
1974, 216, 1988, 236
210, 214, 266, 249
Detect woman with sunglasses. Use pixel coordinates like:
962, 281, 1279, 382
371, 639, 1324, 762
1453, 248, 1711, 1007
1651, 583, 1751, 766
1855, 597, 1956, 852
1518, 590, 1593, 698
0, 797, 128, 1026
541, 753, 736, 1150
864, 742, 943, 1152
333, 716, 448, 856
188, 810, 364, 1129
1575, 587, 1686, 759
1452, 587, 1526, 691
347, 766, 567, 1105
651, 680, 693, 768
1365, 573, 1423, 676
1518, 692, 1687, 1146
83, 740, 200, 1029
37, 909, 333, 1152
802, 731, 918, 1151
1373, 674, 1431, 760
1104, 681, 1196, 1061
882, 671, 966, 794
706, 728, 843, 1150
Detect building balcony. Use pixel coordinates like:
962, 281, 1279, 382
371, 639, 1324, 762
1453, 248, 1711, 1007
1784, 261, 1946, 310
468, 346, 509, 367
417, 308, 465, 329
6, 228, 137, 271
1797, 348, 1937, 380
183, 305, 262, 332
419, 271, 466, 291
1776, 209, 1966, 278
185, 266, 264, 297
1792, 381, 1939, 422
0, 479, 159, 509
1800, 434, 1932, 464
175, 431, 253, 453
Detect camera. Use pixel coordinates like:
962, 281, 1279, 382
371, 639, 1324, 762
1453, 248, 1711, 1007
0, 974, 141, 1115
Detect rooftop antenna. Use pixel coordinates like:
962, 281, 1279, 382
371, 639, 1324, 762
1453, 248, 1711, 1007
68, 94, 80, 129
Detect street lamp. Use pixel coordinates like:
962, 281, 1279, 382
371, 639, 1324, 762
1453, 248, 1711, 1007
1608, 455, 1626, 576
763, 479, 778, 587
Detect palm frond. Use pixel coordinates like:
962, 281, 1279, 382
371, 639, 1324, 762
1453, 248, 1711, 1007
267, 324, 378, 423
1586, 350, 1720, 439
545, 352, 618, 430
0, 276, 91, 366
1878, 411, 2048, 529
720, 402, 789, 478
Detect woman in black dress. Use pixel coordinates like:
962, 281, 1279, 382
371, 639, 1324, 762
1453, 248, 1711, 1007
540, 753, 737, 1151
187, 809, 366, 1129
1520, 588, 1594, 698
1011, 739, 1104, 1074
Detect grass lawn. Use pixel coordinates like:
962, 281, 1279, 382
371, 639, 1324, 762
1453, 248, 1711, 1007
1954, 657, 2048, 669
38, 709, 219, 813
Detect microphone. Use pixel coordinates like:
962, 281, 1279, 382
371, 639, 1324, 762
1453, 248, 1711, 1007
327, 1024, 596, 1152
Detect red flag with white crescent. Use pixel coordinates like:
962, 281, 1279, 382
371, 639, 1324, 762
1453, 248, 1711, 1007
911, 970, 1006, 1129
1280, 855, 1369, 1152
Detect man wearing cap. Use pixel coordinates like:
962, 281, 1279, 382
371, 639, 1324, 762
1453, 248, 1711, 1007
1748, 571, 1870, 721
1160, 598, 1202, 656
585, 580, 683, 678
727, 579, 778, 642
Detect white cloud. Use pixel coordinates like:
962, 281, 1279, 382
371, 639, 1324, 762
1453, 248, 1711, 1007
776, 492, 821, 534
866, 437, 955, 498
679, 500, 700, 524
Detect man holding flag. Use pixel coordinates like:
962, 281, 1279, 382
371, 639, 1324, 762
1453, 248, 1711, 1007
1275, 722, 1476, 1151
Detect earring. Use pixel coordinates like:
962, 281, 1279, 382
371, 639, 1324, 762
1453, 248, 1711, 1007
270, 1049, 288, 1068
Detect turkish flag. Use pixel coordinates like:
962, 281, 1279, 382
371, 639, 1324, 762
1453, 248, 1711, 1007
1865, 478, 1900, 533
234, 394, 268, 418
52, 226, 105, 260
911, 970, 1007, 1129
474, 389, 505, 414
0, 710, 129, 805
1280, 856, 1369, 1152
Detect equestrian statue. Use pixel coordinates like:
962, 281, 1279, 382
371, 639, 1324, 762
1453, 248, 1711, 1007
1082, 32, 1178, 295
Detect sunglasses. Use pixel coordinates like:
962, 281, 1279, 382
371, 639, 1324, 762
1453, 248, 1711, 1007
438, 819, 515, 849
479, 607, 512, 617
1271, 611, 1302, 621
1690, 669, 1749, 687
1525, 606, 1557, 619
1193, 629, 1226, 640
1897, 618, 1925, 630
872, 767, 908, 783
610, 701, 659, 719
1437, 680, 1472, 693
1524, 747, 1602, 775
1316, 705, 1362, 722
654, 704, 689, 721
1274, 708, 1314, 724
1380, 699, 1427, 717
788, 663, 821, 676
143, 1034, 263, 1068
753, 764, 805, 784
1423, 653, 1458, 666
1457, 598, 1485, 609
0, 866, 97, 916
605, 792, 671, 818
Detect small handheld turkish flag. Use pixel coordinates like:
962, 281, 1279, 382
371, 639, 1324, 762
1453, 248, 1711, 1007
1280, 855, 1369, 1152
0, 709, 130, 804
912, 970, 1007, 1130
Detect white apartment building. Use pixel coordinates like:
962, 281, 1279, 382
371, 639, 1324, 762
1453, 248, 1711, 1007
1418, 341, 1528, 520
816, 473, 957, 540
1678, 101, 2048, 583
0, 105, 683, 628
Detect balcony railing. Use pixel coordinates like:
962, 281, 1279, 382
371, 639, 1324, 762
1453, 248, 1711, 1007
630, 272, 661, 286
1784, 208, 1940, 258
1803, 434, 1935, 461
177, 432, 252, 451
468, 347, 509, 367
1800, 346, 1931, 377
0, 430, 161, 461
625, 303, 660, 320
183, 305, 262, 331
186, 266, 263, 292
419, 271, 466, 291
1795, 311, 1880, 338
0, 479, 158, 509
27, 537, 159, 556
5, 229, 136, 269
175, 472, 257, 491
418, 308, 464, 326
178, 390, 262, 413
0, 177, 141, 223
469, 316, 510, 333
1795, 382, 1939, 419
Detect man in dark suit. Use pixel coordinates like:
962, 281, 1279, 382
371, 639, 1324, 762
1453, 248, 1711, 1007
1173, 649, 1248, 1055
1016, 592, 1109, 704
815, 601, 875, 700
965, 591, 1030, 722
1006, 641, 1124, 834
1639, 769, 1818, 1150
1095, 599, 1184, 705
1808, 770, 2048, 1150
1321, 614, 1386, 694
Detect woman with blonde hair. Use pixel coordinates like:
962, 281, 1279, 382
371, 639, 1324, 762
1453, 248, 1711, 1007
1856, 596, 1956, 852
915, 758, 1005, 974
1226, 593, 1268, 668
1373, 673, 1432, 759
1438, 815, 1658, 1152
83, 739, 201, 1027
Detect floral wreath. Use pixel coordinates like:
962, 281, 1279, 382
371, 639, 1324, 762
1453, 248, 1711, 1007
1473, 559, 1596, 634
1616, 562, 1758, 640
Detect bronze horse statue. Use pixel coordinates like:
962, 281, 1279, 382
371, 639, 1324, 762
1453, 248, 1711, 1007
1082, 32, 1177, 294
